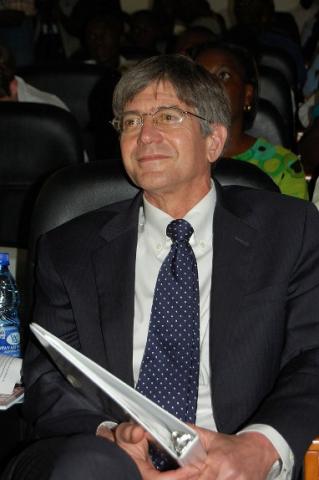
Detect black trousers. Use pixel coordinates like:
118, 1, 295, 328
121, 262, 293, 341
1, 434, 142, 480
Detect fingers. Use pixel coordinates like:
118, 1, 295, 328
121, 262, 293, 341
115, 422, 147, 444
95, 424, 115, 442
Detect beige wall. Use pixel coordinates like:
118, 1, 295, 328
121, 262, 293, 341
121, 0, 151, 13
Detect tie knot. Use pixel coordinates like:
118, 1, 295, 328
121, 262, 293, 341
166, 219, 194, 243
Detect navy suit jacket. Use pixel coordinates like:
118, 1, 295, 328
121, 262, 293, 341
23, 181, 319, 476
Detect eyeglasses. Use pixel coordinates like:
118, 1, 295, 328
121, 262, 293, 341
111, 106, 210, 134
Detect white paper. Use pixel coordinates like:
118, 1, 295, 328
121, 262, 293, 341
0, 354, 22, 394
30, 323, 206, 467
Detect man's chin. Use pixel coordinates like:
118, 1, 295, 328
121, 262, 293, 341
135, 171, 173, 193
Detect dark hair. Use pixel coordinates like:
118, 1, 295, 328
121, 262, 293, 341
0, 43, 15, 78
0, 63, 14, 98
112, 53, 231, 136
192, 41, 259, 129
233, 0, 274, 26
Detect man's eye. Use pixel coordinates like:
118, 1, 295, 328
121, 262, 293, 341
218, 71, 231, 82
158, 111, 181, 123
123, 117, 140, 129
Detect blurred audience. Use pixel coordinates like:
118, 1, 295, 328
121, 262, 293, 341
0, 0, 316, 182
122, 10, 160, 60
170, 25, 219, 55
193, 41, 309, 200
298, 105, 319, 177
70, 13, 125, 71
175, 0, 226, 36
57, 0, 123, 40
229, 0, 306, 90
151, 0, 225, 53
0, 0, 36, 66
33, 0, 66, 64
0, 43, 68, 109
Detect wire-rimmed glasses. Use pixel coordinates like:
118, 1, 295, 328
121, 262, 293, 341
111, 106, 209, 134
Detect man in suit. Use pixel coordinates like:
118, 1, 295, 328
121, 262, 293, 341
5, 54, 319, 480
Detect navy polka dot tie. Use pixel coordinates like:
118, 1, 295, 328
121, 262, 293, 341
136, 219, 200, 469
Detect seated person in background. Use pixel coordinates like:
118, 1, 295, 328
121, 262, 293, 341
122, 10, 160, 60
57, 0, 123, 40
70, 13, 125, 71
4, 53, 319, 480
298, 103, 319, 178
230, 0, 306, 90
193, 41, 309, 200
175, 0, 226, 37
169, 25, 219, 56
0, 44, 69, 110
0, 0, 36, 66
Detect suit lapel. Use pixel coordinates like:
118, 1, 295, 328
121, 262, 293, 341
210, 184, 258, 432
92, 193, 142, 388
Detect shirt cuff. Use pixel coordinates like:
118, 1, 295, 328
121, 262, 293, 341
96, 420, 118, 435
237, 424, 294, 479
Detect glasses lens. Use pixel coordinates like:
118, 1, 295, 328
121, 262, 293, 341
121, 112, 142, 133
111, 119, 121, 132
154, 107, 184, 128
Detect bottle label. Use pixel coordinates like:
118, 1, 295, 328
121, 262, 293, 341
0, 325, 21, 357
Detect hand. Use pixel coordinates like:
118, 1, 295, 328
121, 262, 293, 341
96, 423, 116, 442
114, 422, 202, 480
193, 426, 279, 479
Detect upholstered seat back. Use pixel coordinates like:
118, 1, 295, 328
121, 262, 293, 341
0, 102, 84, 247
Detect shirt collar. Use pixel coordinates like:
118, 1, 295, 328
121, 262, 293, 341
139, 182, 216, 248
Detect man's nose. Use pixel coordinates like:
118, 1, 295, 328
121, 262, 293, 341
137, 115, 163, 144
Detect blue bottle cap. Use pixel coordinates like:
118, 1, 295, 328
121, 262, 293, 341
0, 253, 9, 266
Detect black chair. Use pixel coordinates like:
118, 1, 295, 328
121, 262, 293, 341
258, 65, 296, 149
28, 160, 138, 252
18, 63, 121, 160
246, 98, 291, 149
256, 45, 298, 93
213, 157, 280, 192
29, 158, 279, 253
0, 102, 84, 249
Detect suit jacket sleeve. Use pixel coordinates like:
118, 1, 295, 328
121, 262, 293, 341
247, 201, 319, 474
22, 234, 114, 438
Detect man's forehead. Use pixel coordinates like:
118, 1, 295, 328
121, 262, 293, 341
125, 80, 180, 108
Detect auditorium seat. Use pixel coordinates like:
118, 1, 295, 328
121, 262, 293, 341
246, 98, 291, 149
18, 63, 121, 160
258, 65, 296, 149
0, 102, 84, 249
257, 45, 298, 94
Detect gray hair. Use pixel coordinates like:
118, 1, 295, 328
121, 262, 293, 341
112, 54, 231, 136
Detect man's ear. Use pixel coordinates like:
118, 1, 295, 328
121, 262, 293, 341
206, 124, 228, 165
9, 78, 18, 100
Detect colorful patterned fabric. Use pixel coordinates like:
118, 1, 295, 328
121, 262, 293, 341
233, 138, 309, 200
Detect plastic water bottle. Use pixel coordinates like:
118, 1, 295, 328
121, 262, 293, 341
0, 253, 21, 357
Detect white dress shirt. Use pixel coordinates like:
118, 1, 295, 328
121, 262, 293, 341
16, 76, 69, 111
132, 185, 293, 479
